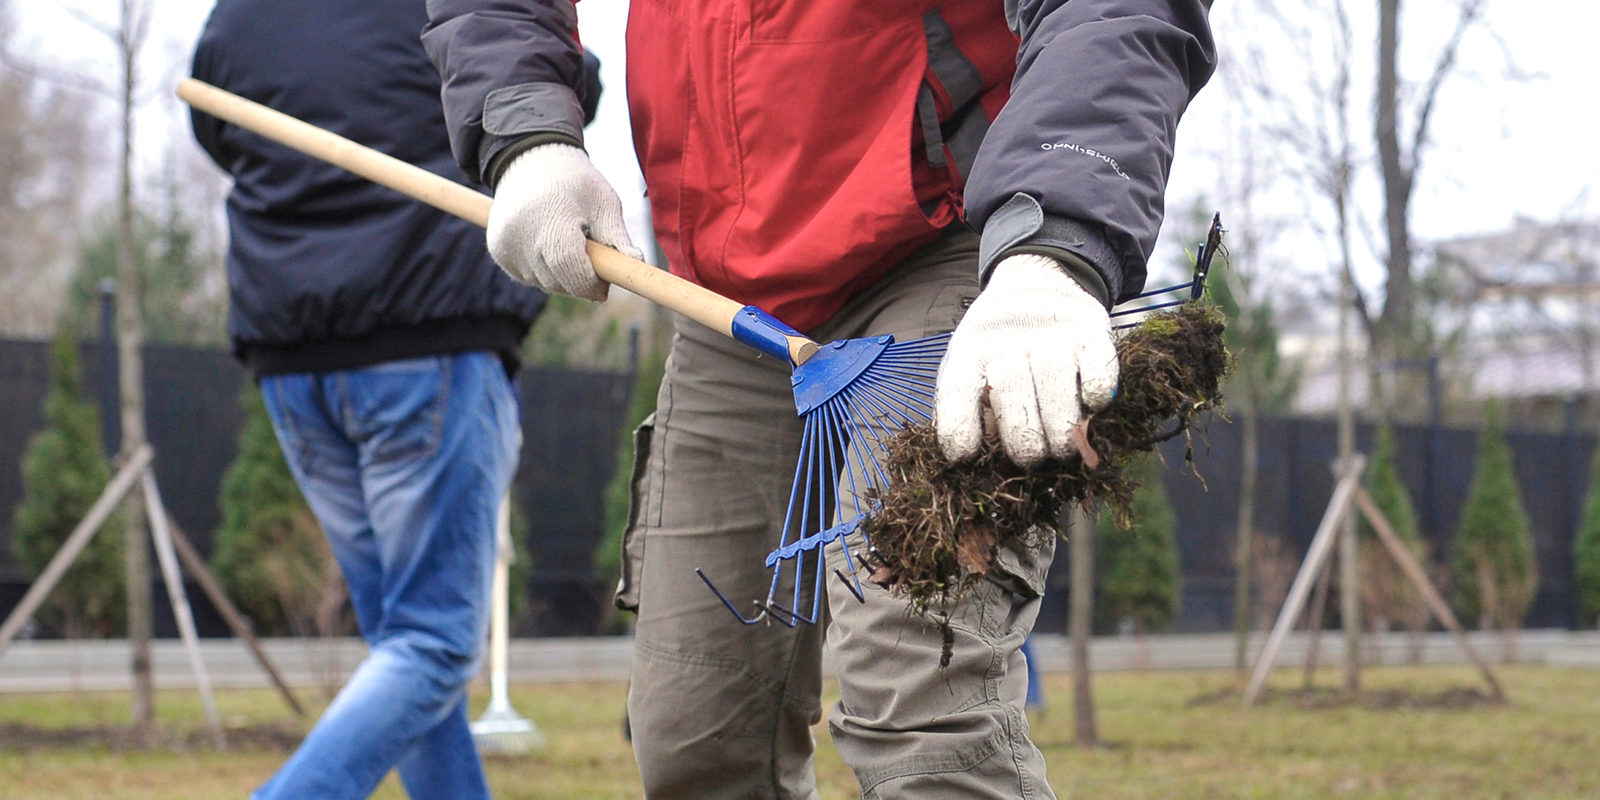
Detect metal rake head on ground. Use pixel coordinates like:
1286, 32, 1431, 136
697, 214, 1227, 627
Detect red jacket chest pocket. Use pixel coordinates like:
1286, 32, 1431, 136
745, 0, 933, 42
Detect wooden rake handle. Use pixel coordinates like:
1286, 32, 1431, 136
178, 77, 818, 365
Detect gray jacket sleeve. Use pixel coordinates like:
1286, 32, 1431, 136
965, 0, 1216, 307
422, 0, 589, 188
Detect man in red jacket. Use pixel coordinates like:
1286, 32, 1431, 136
425, 1, 1215, 797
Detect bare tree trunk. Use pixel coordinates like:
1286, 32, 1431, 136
113, 0, 153, 742
1375, 0, 1489, 368
1225, 217, 1262, 679
1218, 124, 1265, 679
1374, 0, 1412, 362
1337, 199, 1362, 694
1234, 387, 1258, 676
1326, 0, 1362, 692
1068, 506, 1097, 747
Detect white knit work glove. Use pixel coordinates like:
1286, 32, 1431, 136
487, 142, 643, 301
935, 253, 1119, 467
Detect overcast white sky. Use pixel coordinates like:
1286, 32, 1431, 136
12, 0, 1596, 289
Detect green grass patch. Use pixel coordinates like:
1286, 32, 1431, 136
0, 665, 1595, 798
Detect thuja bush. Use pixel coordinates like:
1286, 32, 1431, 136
1096, 452, 1182, 634
10, 331, 124, 637
211, 387, 344, 637
1573, 442, 1600, 628
1449, 403, 1536, 633
1359, 423, 1428, 633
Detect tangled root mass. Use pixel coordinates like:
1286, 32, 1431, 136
858, 303, 1232, 621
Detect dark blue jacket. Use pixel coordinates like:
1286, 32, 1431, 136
191, 0, 594, 376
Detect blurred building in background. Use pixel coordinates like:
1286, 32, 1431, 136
1287, 217, 1600, 430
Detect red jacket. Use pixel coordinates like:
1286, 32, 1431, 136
623, 0, 1017, 330
425, 0, 1216, 328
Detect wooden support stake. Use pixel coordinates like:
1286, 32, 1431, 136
0, 445, 153, 653
1243, 456, 1365, 707
1352, 487, 1505, 701
144, 472, 227, 749
1301, 541, 1338, 688
2, 443, 306, 731
164, 517, 305, 716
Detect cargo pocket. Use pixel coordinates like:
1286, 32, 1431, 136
968, 529, 1053, 641
613, 413, 658, 613
990, 527, 1053, 601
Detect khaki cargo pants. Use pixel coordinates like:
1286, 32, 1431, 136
617, 230, 1056, 799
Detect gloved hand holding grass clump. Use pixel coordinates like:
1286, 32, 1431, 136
862, 223, 1232, 624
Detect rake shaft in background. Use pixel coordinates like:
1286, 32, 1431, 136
471, 496, 544, 755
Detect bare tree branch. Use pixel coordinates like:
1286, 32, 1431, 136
1407, 0, 1490, 176
52, 0, 117, 39
0, 49, 111, 96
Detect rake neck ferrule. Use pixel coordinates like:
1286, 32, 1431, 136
731, 306, 820, 366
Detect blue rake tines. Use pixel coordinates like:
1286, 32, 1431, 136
697, 212, 1225, 626
696, 332, 951, 627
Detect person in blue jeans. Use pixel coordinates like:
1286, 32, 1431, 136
189, 0, 601, 796
253, 356, 520, 798
1021, 635, 1046, 713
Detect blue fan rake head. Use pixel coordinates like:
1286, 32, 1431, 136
696, 213, 1225, 626
696, 329, 951, 626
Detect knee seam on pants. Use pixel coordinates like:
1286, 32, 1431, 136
847, 591, 1041, 797
634, 638, 818, 718
855, 729, 1005, 794
635, 639, 779, 687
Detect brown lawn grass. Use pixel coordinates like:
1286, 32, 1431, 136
0, 664, 1596, 799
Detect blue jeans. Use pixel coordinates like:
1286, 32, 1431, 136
1021, 636, 1044, 711
253, 352, 520, 800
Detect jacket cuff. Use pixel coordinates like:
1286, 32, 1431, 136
977, 192, 1121, 308
485, 133, 584, 192
477, 82, 586, 188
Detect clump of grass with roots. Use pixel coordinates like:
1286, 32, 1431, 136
859, 303, 1232, 638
